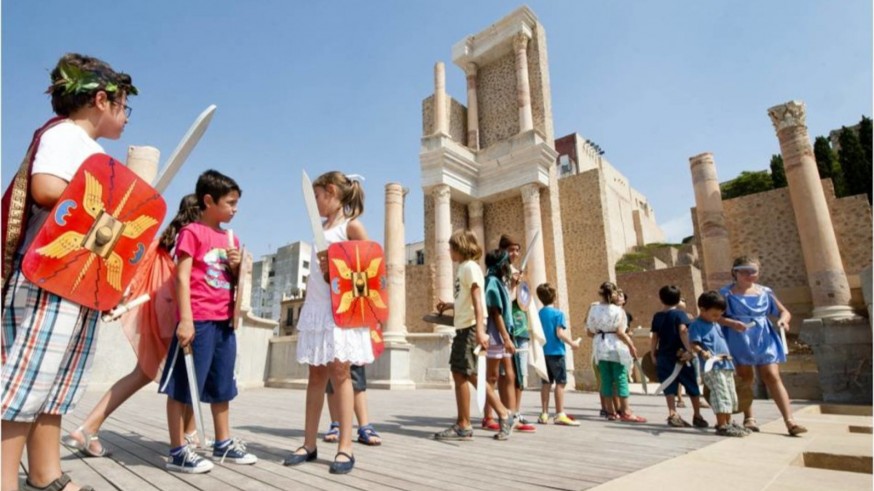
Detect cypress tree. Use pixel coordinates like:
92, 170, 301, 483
838, 126, 871, 203
770, 154, 787, 188
814, 135, 845, 196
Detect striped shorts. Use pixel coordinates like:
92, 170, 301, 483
2, 263, 100, 422
701, 369, 738, 414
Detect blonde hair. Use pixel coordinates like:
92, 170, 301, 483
313, 171, 364, 220
448, 229, 482, 261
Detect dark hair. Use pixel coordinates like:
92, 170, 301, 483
536, 283, 556, 305
449, 229, 482, 261
731, 255, 760, 281
697, 291, 727, 311
658, 285, 682, 306
313, 171, 364, 220
48, 53, 136, 117
598, 281, 620, 304
499, 234, 520, 250
159, 194, 200, 251
195, 169, 241, 210
485, 248, 511, 281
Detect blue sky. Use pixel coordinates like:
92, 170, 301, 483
3, 1, 871, 258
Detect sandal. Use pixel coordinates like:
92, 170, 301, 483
743, 417, 761, 432
329, 451, 355, 474
667, 414, 691, 428
323, 421, 340, 443
620, 413, 647, 423
787, 422, 808, 437
61, 426, 108, 458
606, 412, 619, 421
357, 424, 382, 446
23, 472, 95, 491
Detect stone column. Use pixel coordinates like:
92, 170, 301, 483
370, 183, 415, 389
520, 184, 546, 288
768, 101, 854, 319
465, 63, 480, 150
468, 200, 485, 270
126, 146, 160, 184
433, 184, 454, 334
513, 33, 534, 133
433, 62, 449, 136
689, 153, 733, 291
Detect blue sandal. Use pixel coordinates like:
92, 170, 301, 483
323, 421, 340, 443
357, 424, 382, 446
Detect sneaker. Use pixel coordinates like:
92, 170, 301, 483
537, 413, 549, 424
730, 421, 753, 435
716, 424, 748, 437
433, 424, 473, 441
667, 414, 691, 428
481, 417, 500, 431
554, 413, 580, 426
184, 431, 214, 450
692, 415, 709, 428
167, 445, 214, 474
494, 416, 513, 441
213, 438, 258, 465
516, 414, 531, 425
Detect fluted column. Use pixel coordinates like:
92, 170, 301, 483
689, 153, 733, 290
126, 146, 160, 184
433, 62, 449, 136
433, 184, 454, 333
384, 183, 408, 343
768, 101, 853, 319
465, 63, 480, 150
520, 184, 546, 289
513, 33, 534, 133
468, 200, 485, 270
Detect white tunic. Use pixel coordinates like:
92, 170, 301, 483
296, 218, 374, 366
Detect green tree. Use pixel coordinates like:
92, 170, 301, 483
720, 170, 774, 199
814, 136, 845, 196
770, 154, 787, 188
838, 126, 872, 203
859, 116, 872, 168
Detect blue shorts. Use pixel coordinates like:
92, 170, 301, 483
159, 320, 238, 404
656, 356, 700, 397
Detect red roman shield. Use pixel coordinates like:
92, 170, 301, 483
328, 240, 388, 358
21, 153, 167, 311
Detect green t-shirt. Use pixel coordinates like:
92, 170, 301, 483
484, 275, 514, 335
511, 301, 529, 339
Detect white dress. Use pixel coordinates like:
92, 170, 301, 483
586, 302, 634, 369
296, 218, 374, 366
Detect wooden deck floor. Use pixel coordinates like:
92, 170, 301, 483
26, 386, 803, 490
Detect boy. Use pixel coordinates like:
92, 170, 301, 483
159, 170, 257, 473
651, 285, 707, 428
689, 292, 749, 437
536, 283, 580, 426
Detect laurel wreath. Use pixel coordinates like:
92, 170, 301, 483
46, 63, 138, 96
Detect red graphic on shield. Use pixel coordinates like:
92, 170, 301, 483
328, 240, 388, 358
21, 153, 166, 311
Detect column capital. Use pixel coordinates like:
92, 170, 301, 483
465, 62, 478, 78
513, 32, 531, 52
520, 183, 541, 204
768, 100, 807, 133
688, 152, 714, 168
432, 184, 450, 203
468, 200, 483, 219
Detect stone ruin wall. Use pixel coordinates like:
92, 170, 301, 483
528, 23, 554, 143
421, 95, 469, 145
617, 265, 705, 335
693, 178, 872, 327
405, 264, 433, 334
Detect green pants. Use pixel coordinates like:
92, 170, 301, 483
598, 360, 629, 397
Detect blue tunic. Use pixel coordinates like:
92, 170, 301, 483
719, 284, 785, 365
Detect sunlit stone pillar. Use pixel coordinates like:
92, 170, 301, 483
465, 63, 480, 150
433, 62, 449, 136
513, 33, 534, 133
468, 200, 484, 270
689, 152, 733, 291
126, 146, 160, 184
433, 184, 454, 334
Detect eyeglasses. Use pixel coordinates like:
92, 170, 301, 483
734, 269, 759, 276
112, 101, 132, 118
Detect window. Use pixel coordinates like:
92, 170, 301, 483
302, 260, 310, 269
286, 307, 294, 326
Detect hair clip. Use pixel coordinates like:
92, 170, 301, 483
346, 173, 366, 183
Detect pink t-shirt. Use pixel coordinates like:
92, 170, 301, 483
175, 222, 240, 321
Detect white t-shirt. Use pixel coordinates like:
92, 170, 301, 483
20, 121, 104, 252
453, 259, 486, 329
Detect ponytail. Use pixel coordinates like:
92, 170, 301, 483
313, 171, 365, 220
158, 194, 200, 251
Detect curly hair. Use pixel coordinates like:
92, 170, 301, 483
48, 53, 136, 117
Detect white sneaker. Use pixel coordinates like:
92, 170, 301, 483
213, 437, 258, 465
166, 446, 214, 474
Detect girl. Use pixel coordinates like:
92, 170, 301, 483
432, 230, 487, 441
482, 249, 517, 441
1, 52, 135, 491
284, 172, 372, 474
586, 282, 646, 423
62, 194, 200, 457
719, 256, 807, 436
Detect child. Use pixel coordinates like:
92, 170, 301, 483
283, 171, 372, 474
63, 194, 201, 457
536, 283, 580, 426
1, 53, 135, 491
159, 170, 256, 473
650, 285, 707, 428
322, 365, 382, 445
433, 231, 506, 441
688, 291, 749, 437
587, 282, 646, 422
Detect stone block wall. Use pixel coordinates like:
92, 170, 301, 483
477, 52, 519, 149
406, 264, 434, 333
421, 95, 468, 145
482, 194, 526, 251
617, 265, 704, 333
